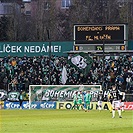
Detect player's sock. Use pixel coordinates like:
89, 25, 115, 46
79, 105, 81, 110
99, 106, 102, 111
118, 109, 121, 117
84, 104, 86, 110
71, 106, 73, 110
122, 106, 124, 112
110, 106, 113, 113
98, 106, 100, 110
81, 105, 83, 110
81, 105, 84, 110
112, 110, 115, 118
87, 105, 90, 110
82, 105, 86, 110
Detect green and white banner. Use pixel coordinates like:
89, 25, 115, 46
8, 92, 20, 101
0, 42, 73, 57
0, 89, 7, 101
30, 85, 102, 102
0, 90, 29, 101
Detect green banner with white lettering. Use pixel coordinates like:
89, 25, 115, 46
0, 42, 73, 57
30, 85, 101, 102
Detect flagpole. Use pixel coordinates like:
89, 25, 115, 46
47, 28, 51, 85
103, 40, 105, 90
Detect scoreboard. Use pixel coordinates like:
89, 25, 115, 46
74, 24, 127, 52
74, 45, 126, 51
74, 24, 127, 45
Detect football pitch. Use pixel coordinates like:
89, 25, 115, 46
0, 110, 132, 133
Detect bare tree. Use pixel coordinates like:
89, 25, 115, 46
1, 0, 133, 41
35, 0, 59, 41
119, 0, 133, 39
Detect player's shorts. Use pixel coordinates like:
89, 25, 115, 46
78, 99, 82, 104
85, 101, 90, 105
98, 101, 102, 106
112, 100, 120, 109
120, 102, 124, 107
73, 101, 77, 105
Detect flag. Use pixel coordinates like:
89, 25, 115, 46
61, 66, 68, 84
111, 61, 114, 68
68, 52, 93, 77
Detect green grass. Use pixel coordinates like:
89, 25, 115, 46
0, 110, 132, 133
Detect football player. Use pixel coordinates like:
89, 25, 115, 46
71, 91, 78, 110
77, 91, 84, 110
84, 90, 92, 112
120, 92, 125, 112
109, 84, 122, 118
108, 89, 113, 113
97, 90, 104, 111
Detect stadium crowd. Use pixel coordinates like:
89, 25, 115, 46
0, 54, 133, 93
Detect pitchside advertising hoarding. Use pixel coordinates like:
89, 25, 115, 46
2, 101, 133, 110
0, 42, 73, 57
56, 102, 112, 110
56, 102, 133, 110
4, 101, 56, 109
1, 85, 133, 110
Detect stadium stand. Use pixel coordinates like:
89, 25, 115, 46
0, 55, 133, 93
